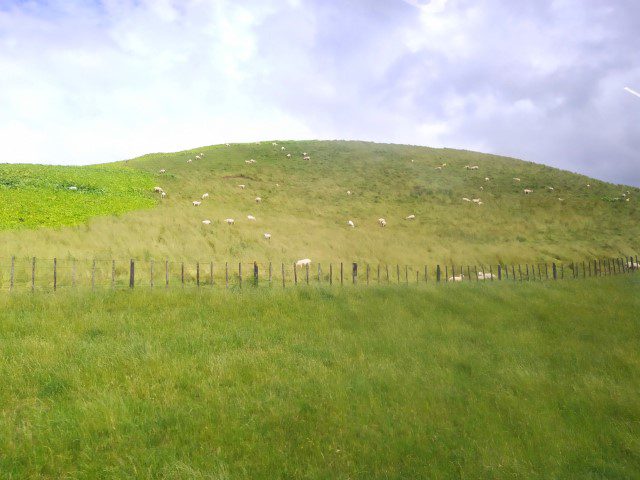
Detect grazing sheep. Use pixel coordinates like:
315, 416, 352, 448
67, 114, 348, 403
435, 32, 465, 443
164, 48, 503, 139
192, 201, 201, 206
303, 155, 310, 161
472, 198, 481, 204
247, 215, 256, 221
524, 189, 533, 194
225, 218, 234, 225
161, 192, 167, 198
303, 152, 308, 156
195, 154, 201, 159
478, 272, 495, 280
627, 261, 639, 270
378, 218, 387, 227
558, 198, 564, 202
347, 220, 355, 228
153, 186, 163, 193
245, 159, 256, 164
462, 197, 471, 202
255, 197, 262, 203
448, 274, 464, 282
480, 186, 484, 191
281, 146, 285, 150
264, 233, 271, 240
187, 159, 192, 163
286, 153, 291, 158
225, 143, 230, 147
296, 258, 311, 267
547, 186, 554, 191
435, 166, 442, 171
347, 190, 352, 195
477, 201, 484, 205
465, 165, 479, 170
238, 184, 246, 189
587, 184, 591, 188
202, 193, 209, 199
68, 186, 78, 191
441, 163, 447, 167
202, 220, 211, 225
485, 177, 490, 181
513, 177, 521, 182
272, 142, 278, 146
406, 214, 416, 220
159, 169, 166, 174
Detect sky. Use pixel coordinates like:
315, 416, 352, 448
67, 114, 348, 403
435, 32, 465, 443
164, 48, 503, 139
0, 0, 639, 185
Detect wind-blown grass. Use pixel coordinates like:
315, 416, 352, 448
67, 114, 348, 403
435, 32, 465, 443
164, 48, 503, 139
0, 276, 638, 478
0, 141, 638, 264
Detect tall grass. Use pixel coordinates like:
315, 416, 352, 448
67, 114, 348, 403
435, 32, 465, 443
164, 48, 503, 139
1, 276, 639, 478
0, 141, 638, 264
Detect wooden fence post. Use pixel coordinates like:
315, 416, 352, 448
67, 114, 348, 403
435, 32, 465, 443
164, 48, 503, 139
490, 265, 494, 281
352, 263, 358, 285
436, 265, 441, 282
10, 256, 14, 292
31, 257, 36, 292
129, 259, 135, 288
150, 260, 154, 288
92, 259, 96, 290
340, 262, 344, 286
416, 269, 419, 284
254, 261, 259, 287
318, 263, 322, 283
53, 258, 57, 291
181, 262, 185, 288
526, 264, 530, 281
424, 265, 428, 283
197, 262, 200, 288
305, 264, 309, 285
582, 261, 586, 278
467, 266, 471, 282
552, 263, 557, 280
445, 266, 448, 282
405, 265, 409, 285
281, 263, 285, 288
561, 264, 564, 279
238, 262, 242, 289
386, 265, 390, 284
498, 264, 502, 280
112, 260, 116, 288
518, 264, 522, 281
165, 260, 169, 288
294, 264, 298, 285
329, 263, 333, 285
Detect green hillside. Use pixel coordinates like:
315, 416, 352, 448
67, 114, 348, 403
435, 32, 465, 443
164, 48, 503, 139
0, 140, 638, 264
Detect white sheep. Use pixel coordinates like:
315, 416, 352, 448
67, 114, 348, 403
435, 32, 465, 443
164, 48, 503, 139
264, 233, 271, 240
513, 177, 521, 182
286, 153, 291, 158
587, 184, 591, 188
472, 198, 481, 204
247, 215, 256, 221
272, 142, 278, 146
68, 186, 78, 191
303, 155, 311, 161
202, 220, 211, 225
159, 169, 166, 174
477, 272, 495, 280
153, 186, 163, 193
347, 220, 355, 228
485, 177, 490, 181
238, 184, 246, 189
435, 166, 442, 171
303, 152, 308, 156
187, 159, 192, 163
296, 258, 311, 267
281, 146, 285, 151
524, 189, 533, 194
448, 274, 464, 282
255, 197, 262, 203
378, 218, 387, 227
462, 197, 471, 202
202, 193, 209, 199
225, 143, 230, 147
406, 214, 416, 220
161, 192, 167, 198
558, 198, 564, 202
547, 186, 555, 191
192, 201, 201, 206
225, 218, 234, 225
347, 190, 352, 195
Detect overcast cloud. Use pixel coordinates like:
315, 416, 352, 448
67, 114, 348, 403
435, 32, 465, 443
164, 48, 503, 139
0, 0, 639, 185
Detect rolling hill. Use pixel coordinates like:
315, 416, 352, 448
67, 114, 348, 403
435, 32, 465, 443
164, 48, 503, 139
0, 140, 638, 265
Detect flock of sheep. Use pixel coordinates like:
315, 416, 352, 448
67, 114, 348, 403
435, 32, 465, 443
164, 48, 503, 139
149, 141, 634, 270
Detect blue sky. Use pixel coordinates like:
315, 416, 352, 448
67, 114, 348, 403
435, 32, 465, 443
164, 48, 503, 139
1, 0, 639, 185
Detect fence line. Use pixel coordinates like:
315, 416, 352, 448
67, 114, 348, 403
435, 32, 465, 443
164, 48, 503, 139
0, 255, 637, 293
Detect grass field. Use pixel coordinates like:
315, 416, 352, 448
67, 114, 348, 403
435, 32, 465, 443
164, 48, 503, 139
0, 164, 155, 229
0, 140, 638, 264
0, 275, 638, 478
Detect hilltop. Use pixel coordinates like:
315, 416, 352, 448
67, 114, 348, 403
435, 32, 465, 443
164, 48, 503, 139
0, 140, 638, 264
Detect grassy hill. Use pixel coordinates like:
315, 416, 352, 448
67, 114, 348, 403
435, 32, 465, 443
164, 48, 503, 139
0, 140, 638, 265
1, 276, 638, 478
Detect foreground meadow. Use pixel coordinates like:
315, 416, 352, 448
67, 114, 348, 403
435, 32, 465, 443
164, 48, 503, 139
0, 276, 638, 479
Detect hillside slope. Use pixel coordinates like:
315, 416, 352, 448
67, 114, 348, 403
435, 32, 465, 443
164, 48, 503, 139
0, 140, 638, 264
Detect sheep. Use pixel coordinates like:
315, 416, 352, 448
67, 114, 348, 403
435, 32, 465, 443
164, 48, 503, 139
264, 233, 271, 240
347, 220, 355, 228
524, 189, 533, 194
347, 190, 352, 195
202, 220, 211, 225
378, 218, 387, 227
547, 186, 555, 191
225, 143, 230, 147
68, 186, 78, 191
238, 184, 246, 189
485, 177, 490, 181
153, 186, 163, 193
286, 153, 291, 158
296, 258, 311, 267
161, 192, 167, 198
587, 184, 591, 188
406, 214, 416, 220
448, 274, 464, 282
480, 186, 484, 191
200, 152, 205, 157
303, 155, 310, 161
472, 198, 481, 204
281, 146, 285, 151
441, 163, 447, 167
435, 166, 442, 171
187, 159, 193, 163
195, 154, 201, 159
255, 197, 262, 203
247, 215, 256, 221
470, 165, 479, 170
159, 169, 166, 174
477, 201, 484, 205
303, 152, 308, 156
192, 201, 201, 206
202, 193, 209, 199
225, 218, 234, 225
245, 159, 256, 164
272, 142, 278, 146
627, 261, 639, 270
477, 272, 495, 280
462, 197, 471, 202
513, 177, 521, 182
558, 198, 564, 202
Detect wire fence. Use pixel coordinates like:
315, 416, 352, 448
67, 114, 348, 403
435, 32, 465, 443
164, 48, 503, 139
0, 254, 638, 293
